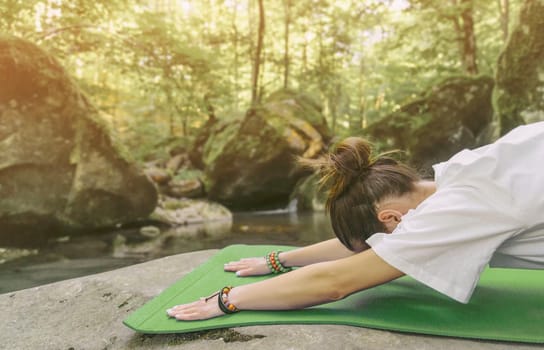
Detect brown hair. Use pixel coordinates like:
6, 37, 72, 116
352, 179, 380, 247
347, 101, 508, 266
300, 137, 420, 251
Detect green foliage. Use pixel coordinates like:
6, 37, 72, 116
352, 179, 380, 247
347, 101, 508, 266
0, 0, 523, 160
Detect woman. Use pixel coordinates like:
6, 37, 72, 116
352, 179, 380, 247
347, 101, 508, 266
167, 121, 544, 320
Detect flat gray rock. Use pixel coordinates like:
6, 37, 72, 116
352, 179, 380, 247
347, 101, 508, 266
0, 250, 540, 350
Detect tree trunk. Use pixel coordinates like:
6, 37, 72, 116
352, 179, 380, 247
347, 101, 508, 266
460, 0, 478, 74
232, 0, 240, 109
448, 0, 478, 75
258, 45, 266, 101
248, 0, 255, 98
251, 0, 265, 106
494, 0, 544, 135
498, 0, 509, 43
317, 17, 326, 104
357, 59, 366, 129
300, 19, 308, 75
283, 0, 291, 89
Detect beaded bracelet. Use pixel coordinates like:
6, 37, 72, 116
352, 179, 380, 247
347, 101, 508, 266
265, 251, 292, 274
217, 286, 239, 314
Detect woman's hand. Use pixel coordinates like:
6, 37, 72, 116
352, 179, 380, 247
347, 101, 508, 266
224, 257, 271, 277
167, 294, 225, 321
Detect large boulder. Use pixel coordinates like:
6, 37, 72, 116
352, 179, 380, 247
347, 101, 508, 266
1, 250, 519, 350
290, 173, 327, 212
493, 0, 544, 135
150, 196, 232, 226
0, 36, 157, 244
366, 76, 495, 172
194, 89, 330, 210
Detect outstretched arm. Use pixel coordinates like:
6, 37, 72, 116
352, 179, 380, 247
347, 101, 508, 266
223, 238, 356, 276
281, 238, 358, 266
168, 248, 404, 320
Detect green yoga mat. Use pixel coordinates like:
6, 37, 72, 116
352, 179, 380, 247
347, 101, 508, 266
124, 244, 544, 343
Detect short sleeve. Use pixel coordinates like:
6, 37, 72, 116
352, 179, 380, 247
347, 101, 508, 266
366, 185, 524, 303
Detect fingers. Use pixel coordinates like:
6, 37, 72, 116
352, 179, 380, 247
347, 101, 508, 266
234, 268, 253, 277
223, 263, 252, 276
223, 257, 269, 276
223, 261, 245, 272
166, 298, 223, 321
166, 300, 200, 317
169, 306, 206, 321
173, 310, 204, 321
224, 258, 257, 271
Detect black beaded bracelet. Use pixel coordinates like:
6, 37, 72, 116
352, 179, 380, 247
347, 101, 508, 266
217, 286, 239, 314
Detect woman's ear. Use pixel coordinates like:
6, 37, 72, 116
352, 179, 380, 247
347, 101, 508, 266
377, 209, 402, 233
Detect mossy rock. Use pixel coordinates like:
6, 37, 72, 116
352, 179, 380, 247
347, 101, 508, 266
366, 75, 495, 172
0, 36, 157, 244
197, 90, 330, 210
493, 0, 544, 135
290, 173, 327, 212
265, 88, 331, 141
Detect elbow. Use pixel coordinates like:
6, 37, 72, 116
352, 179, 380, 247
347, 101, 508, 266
301, 260, 365, 305
315, 267, 351, 302
325, 288, 346, 302
327, 278, 355, 301
317, 262, 370, 302
308, 249, 400, 304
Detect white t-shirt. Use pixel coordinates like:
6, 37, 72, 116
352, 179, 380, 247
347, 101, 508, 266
366, 121, 544, 303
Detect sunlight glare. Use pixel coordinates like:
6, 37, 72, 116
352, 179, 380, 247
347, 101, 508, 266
176, 0, 193, 15
390, 0, 410, 11
34, 2, 46, 32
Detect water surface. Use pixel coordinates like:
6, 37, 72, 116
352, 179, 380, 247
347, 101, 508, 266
0, 211, 333, 294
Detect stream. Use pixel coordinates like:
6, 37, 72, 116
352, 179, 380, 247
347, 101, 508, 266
0, 211, 333, 294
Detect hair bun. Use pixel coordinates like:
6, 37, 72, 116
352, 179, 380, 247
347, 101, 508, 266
330, 137, 373, 179
298, 137, 374, 201
325, 137, 374, 203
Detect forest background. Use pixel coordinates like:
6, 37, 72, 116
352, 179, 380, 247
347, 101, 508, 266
2, 0, 543, 294
0, 0, 518, 161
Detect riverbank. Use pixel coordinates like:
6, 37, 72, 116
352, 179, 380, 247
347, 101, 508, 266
0, 249, 539, 350
0, 212, 333, 295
